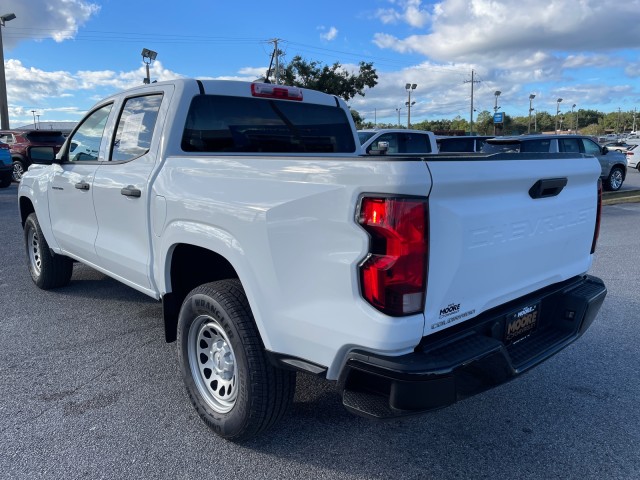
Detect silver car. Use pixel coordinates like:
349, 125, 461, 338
482, 134, 627, 191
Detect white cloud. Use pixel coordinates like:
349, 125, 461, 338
1, 0, 100, 48
373, 0, 640, 62
319, 26, 339, 41
375, 0, 431, 28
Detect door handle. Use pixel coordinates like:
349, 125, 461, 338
121, 185, 142, 198
74, 181, 90, 191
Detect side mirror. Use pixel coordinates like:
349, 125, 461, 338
27, 146, 56, 165
368, 141, 389, 155
601, 146, 609, 154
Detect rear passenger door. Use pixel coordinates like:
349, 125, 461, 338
91, 87, 172, 293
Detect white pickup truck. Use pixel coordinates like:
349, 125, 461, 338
18, 79, 607, 441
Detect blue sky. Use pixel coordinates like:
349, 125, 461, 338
3, 0, 640, 128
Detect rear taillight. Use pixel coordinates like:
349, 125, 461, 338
357, 196, 429, 316
591, 179, 602, 254
251, 83, 303, 101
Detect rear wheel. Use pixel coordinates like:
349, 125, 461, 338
605, 167, 624, 191
24, 213, 73, 289
12, 159, 25, 182
177, 279, 295, 441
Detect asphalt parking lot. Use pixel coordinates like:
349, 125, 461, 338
1, 181, 639, 480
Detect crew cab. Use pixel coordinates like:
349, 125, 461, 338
18, 80, 606, 441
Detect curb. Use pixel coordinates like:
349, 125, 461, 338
602, 189, 640, 205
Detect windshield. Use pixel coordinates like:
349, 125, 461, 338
481, 142, 521, 154
358, 131, 376, 144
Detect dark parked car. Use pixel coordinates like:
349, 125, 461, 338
482, 134, 627, 191
0, 141, 11, 188
0, 130, 66, 182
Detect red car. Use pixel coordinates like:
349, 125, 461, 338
0, 130, 66, 182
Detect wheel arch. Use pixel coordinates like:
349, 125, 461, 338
19, 195, 35, 227
162, 242, 241, 343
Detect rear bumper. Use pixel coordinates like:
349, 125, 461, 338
339, 274, 606, 419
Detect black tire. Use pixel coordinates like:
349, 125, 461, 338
604, 167, 624, 191
0, 172, 10, 188
24, 213, 73, 289
177, 279, 295, 441
12, 159, 25, 182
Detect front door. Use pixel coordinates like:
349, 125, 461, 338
48, 103, 113, 264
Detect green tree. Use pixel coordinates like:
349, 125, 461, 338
350, 109, 364, 128
475, 110, 493, 135
281, 56, 378, 101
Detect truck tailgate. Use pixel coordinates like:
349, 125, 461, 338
423, 154, 601, 336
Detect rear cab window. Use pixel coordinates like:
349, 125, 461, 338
182, 95, 356, 153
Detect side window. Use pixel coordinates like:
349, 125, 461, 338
0, 133, 13, 144
68, 104, 113, 162
402, 133, 432, 153
520, 140, 550, 152
111, 94, 163, 162
581, 139, 601, 155
559, 138, 581, 153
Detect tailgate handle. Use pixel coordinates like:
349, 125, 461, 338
529, 178, 567, 199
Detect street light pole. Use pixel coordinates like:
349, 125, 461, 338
534, 109, 537, 132
141, 48, 158, 84
405, 83, 417, 128
555, 98, 563, 134
31, 110, 36, 128
0, 12, 16, 130
571, 104, 576, 133
395, 107, 402, 128
493, 90, 501, 135
528, 94, 536, 134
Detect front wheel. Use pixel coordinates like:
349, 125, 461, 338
605, 167, 624, 191
12, 159, 25, 182
177, 279, 295, 441
24, 213, 73, 289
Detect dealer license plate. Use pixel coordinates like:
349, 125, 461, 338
504, 302, 540, 344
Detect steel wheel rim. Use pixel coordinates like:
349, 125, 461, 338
27, 226, 42, 276
188, 314, 238, 413
611, 170, 622, 190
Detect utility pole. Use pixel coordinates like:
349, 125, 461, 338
464, 70, 480, 135
633, 108, 637, 133
617, 107, 621, 134
268, 38, 282, 85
